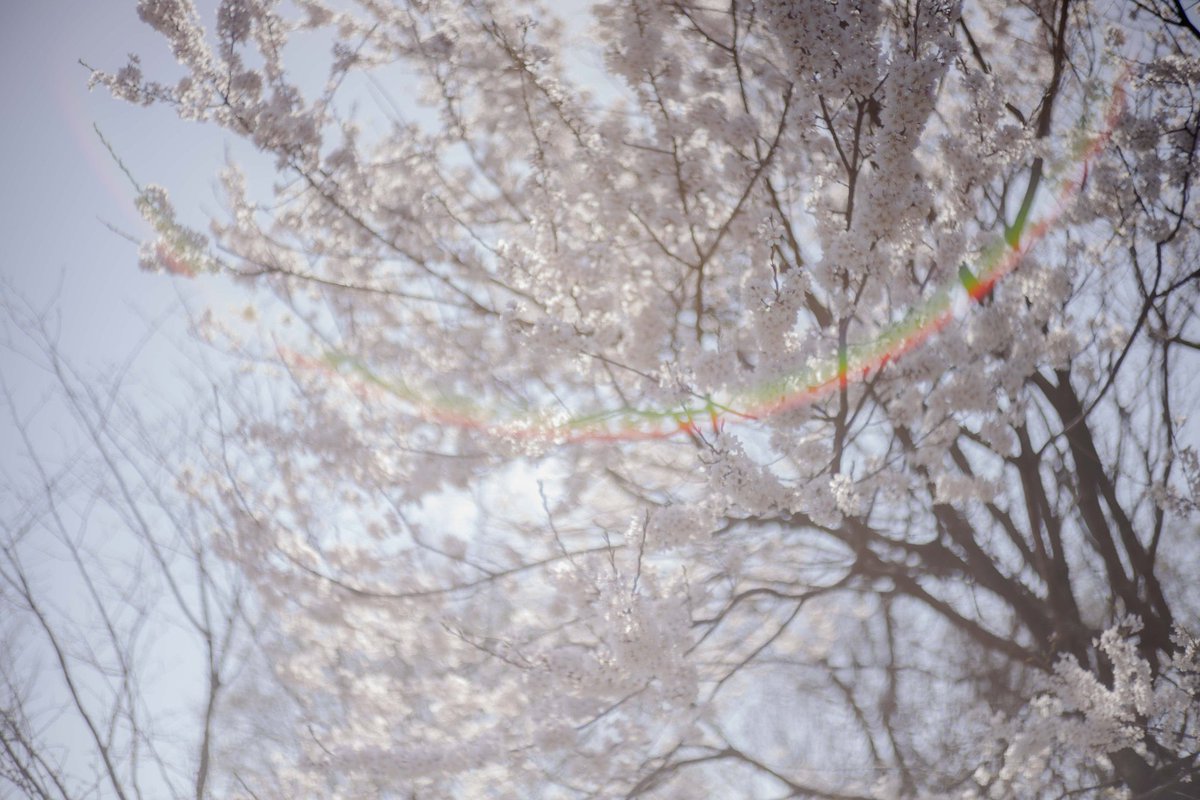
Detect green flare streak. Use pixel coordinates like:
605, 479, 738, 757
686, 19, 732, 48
313, 76, 1125, 443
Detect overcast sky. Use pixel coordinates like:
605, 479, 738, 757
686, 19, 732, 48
0, 5, 245, 789
4, 3, 215, 317
0, 1, 256, 421
0, 3, 288, 514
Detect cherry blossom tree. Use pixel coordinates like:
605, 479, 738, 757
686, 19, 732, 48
67, 0, 1200, 796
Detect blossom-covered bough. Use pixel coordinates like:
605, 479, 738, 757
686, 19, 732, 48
308, 70, 1128, 446
64, 0, 1200, 797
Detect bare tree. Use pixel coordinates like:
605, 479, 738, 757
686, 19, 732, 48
1, 288, 251, 800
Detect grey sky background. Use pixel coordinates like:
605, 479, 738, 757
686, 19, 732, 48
2, 0, 232, 343
0, 5, 255, 793
1, 0, 250, 439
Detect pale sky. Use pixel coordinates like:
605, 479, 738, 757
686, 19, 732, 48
0, 8, 257, 793
0, 0, 268, 477
2, 1, 230, 351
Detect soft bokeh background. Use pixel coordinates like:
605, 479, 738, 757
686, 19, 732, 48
0, 0, 238, 371
1, 5, 259, 795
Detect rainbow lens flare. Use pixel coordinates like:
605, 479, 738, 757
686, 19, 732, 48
303, 78, 1128, 445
